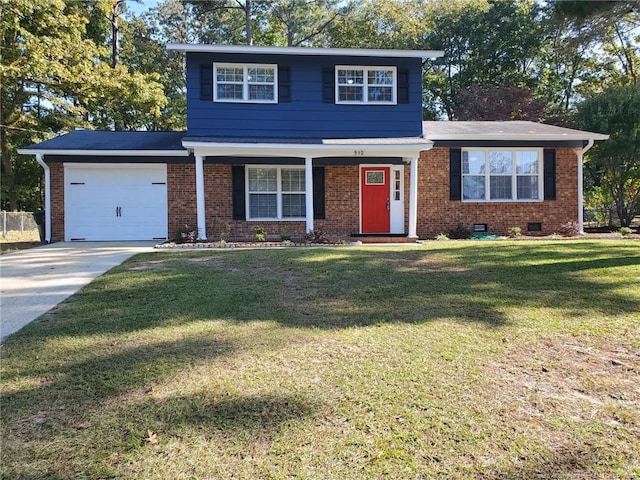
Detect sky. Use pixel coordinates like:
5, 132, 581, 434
125, 0, 162, 17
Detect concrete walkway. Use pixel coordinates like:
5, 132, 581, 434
0, 242, 156, 342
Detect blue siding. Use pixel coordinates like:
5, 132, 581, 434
186, 52, 423, 139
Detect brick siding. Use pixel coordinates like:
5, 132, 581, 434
47, 147, 581, 241
49, 163, 65, 242
416, 147, 580, 237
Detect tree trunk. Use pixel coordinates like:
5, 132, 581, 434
0, 93, 17, 211
111, 0, 120, 68
245, 0, 253, 46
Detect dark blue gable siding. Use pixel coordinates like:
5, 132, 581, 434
186, 52, 423, 139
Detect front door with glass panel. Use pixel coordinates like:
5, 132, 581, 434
361, 167, 390, 233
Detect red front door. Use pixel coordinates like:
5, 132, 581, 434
361, 167, 390, 233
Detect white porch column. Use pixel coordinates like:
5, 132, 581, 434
408, 157, 419, 239
195, 154, 207, 240
305, 157, 314, 233
35, 154, 51, 243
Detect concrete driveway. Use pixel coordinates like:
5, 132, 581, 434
0, 242, 156, 342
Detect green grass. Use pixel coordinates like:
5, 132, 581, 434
1, 240, 639, 479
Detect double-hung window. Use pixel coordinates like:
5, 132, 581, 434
336, 66, 396, 104
214, 63, 277, 103
247, 166, 306, 220
462, 149, 542, 201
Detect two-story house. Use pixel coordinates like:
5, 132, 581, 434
19, 45, 608, 243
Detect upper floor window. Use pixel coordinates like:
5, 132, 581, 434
335, 66, 396, 104
214, 63, 277, 103
462, 149, 542, 202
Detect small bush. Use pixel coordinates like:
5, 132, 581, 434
280, 232, 291, 242
448, 224, 471, 239
435, 233, 450, 241
175, 225, 198, 243
254, 225, 267, 242
305, 229, 329, 243
220, 223, 232, 243
557, 221, 580, 237
508, 226, 522, 238
619, 226, 633, 236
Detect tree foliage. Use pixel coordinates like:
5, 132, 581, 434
575, 84, 640, 227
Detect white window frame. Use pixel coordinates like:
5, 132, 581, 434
461, 148, 543, 202
214, 63, 278, 104
246, 166, 306, 221
335, 66, 397, 105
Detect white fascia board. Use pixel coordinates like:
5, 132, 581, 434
167, 43, 444, 59
424, 133, 610, 142
182, 141, 433, 159
17, 149, 189, 156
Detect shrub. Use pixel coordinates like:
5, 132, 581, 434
305, 229, 329, 243
175, 225, 198, 243
557, 221, 580, 237
220, 223, 232, 243
448, 224, 471, 239
435, 233, 450, 241
280, 232, 291, 242
254, 225, 267, 242
619, 226, 633, 236
508, 226, 522, 238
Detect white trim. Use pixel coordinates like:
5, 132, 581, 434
424, 133, 610, 142
461, 147, 544, 203
305, 158, 314, 233
167, 43, 444, 59
182, 141, 433, 159
35, 154, 51, 243
195, 155, 207, 240
17, 149, 189, 156
335, 66, 397, 105
213, 63, 278, 104
408, 158, 418, 239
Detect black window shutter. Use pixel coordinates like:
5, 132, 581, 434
232, 166, 246, 220
279, 66, 291, 102
322, 67, 334, 103
200, 64, 213, 101
450, 148, 462, 201
313, 166, 325, 219
397, 68, 409, 104
543, 149, 556, 201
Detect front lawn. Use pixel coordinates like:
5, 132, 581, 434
1, 241, 639, 479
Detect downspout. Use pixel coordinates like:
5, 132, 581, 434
35, 153, 51, 243
578, 139, 595, 235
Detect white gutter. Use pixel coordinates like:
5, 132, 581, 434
17, 149, 189, 157
181, 140, 433, 159
167, 43, 444, 59
34, 153, 51, 243
424, 134, 610, 142
578, 139, 595, 234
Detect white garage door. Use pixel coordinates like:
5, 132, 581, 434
64, 164, 168, 241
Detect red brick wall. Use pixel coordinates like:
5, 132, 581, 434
416, 147, 580, 237
167, 163, 197, 240
49, 163, 65, 242
47, 147, 581, 242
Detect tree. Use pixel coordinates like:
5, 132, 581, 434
0, 0, 167, 210
575, 84, 640, 227
453, 84, 545, 121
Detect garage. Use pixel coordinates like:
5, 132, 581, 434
64, 164, 168, 241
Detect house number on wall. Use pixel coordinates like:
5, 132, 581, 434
353, 150, 365, 156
